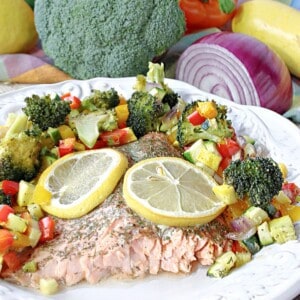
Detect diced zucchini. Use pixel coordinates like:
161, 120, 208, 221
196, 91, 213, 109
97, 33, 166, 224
243, 206, 269, 226
207, 251, 237, 278
47, 127, 62, 144
269, 215, 297, 244
243, 135, 255, 145
183, 139, 204, 163
27, 204, 44, 220
212, 184, 238, 205
28, 219, 42, 247
242, 235, 261, 255
235, 251, 252, 268
22, 261, 37, 273
274, 190, 291, 205
39, 278, 59, 295
183, 139, 222, 172
5, 213, 28, 233
17, 180, 36, 207
257, 221, 274, 246
149, 87, 166, 101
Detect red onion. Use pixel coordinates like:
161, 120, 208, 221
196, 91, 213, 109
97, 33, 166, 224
225, 215, 257, 241
176, 32, 293, 114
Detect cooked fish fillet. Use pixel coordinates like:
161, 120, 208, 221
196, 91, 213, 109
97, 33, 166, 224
1, 132, 231, 289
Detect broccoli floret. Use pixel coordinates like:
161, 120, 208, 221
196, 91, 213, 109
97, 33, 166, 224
223, 157, 284, 209
126, 91, 169, 138
68, 110, 118, 148
22, 94, 71, 131
81, 88, 120, 111
0, 132, 42, 182
34, 0, 185, 79
176, 101, 234, 147
162, 92, 180, 109
0, 190, 13, 206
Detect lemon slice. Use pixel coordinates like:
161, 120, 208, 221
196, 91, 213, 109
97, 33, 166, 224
37, 149, 128, 219
123, 157, 226, 227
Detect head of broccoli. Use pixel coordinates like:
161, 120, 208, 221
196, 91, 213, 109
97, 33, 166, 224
223, 157, 284, 209
176, 101, 234, 147
22, 94, 71, 131
126, 91, 169, 138
0, 132, 42, 182
81, 88, 120, 111
34, 0, 185, 79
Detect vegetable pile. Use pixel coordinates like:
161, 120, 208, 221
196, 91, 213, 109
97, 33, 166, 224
0, 63, 299, 292
34, 0, 185, 79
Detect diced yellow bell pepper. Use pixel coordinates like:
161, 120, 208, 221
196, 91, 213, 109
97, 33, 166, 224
58, 125, 75, 139
212, 184, 238, 205
115, 104, 129, 128
197, 101, 218, 119
196, 147, 222, 172
12, 232, 31, 249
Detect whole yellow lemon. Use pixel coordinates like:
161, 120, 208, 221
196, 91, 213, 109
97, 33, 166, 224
0, 0, 38, 54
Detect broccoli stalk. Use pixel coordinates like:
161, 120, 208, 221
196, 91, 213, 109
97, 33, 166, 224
22, 94, 71, 131
68, 110, 118, 148
223, 157, 284, 209
176, 101, 234, 147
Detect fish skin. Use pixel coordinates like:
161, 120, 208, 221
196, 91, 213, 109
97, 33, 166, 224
1, 133, 231, 289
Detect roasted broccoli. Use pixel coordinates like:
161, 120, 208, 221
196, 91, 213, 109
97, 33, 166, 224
223, 157, 284, 209
68, 110, 118, 148
81, 88, 120, 111
0, 132, 42, 182
34, 0, 185, 79
0, 190, 13, 206
22, 94, 71, 131
126, 91, 169, 138
176, 100, 234, 147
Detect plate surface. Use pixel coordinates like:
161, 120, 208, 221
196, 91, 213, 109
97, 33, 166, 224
0, 77, 299, 300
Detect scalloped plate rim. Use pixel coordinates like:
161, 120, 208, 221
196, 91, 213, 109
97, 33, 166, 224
0, 77, 299, 300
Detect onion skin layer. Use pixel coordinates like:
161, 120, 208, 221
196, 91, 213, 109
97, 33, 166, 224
176, 32, 293, 114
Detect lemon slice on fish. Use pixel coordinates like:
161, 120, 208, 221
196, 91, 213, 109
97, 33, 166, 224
35, 149, 128, 219
123, 157, 226, 227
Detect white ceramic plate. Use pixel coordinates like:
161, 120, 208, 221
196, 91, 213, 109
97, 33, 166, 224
0, 78, 299, 300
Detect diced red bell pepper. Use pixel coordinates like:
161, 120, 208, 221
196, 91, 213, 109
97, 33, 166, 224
217, 138, 241, 158
282, 182, 300, 204
38, 216, 55, 243
217, 156, 232, 176
58, 138, 75, 157
3, 251, 22, 272
99, 127, 137, 147
1, 180, 19, 196
187, 110, 206, 126
0, 205, 14, 222
0, 229, 14, 253
61, 93, 81, 109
